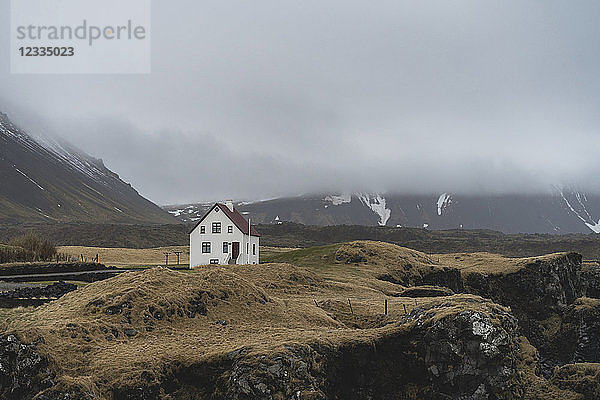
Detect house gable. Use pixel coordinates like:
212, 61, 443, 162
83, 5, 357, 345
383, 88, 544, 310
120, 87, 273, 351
189, 203, 260, 237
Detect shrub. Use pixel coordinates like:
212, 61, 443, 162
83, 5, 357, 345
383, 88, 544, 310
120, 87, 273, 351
2, 233, 58, 263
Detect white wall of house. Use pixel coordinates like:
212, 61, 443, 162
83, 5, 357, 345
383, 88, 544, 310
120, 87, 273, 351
189, 206, 260, 268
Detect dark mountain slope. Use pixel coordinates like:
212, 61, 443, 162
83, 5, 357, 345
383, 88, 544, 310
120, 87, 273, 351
0, 112, 175, 224
166, 191, 600, 234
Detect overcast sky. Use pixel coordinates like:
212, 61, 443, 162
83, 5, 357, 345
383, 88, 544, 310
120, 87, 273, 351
1, 0, 600, 205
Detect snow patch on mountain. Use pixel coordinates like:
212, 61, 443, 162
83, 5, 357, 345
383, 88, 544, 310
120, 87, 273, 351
35, 135, 112, 186
560, 190, 600, 233
13, 165, 45, 191
164, 202, 211, 222
1, 114, 115, 189
436, 193, 452, 216
169, 209, 185, 217
585, 220, 600, 234
357, 193, 391, 226
324, 194, 352, 205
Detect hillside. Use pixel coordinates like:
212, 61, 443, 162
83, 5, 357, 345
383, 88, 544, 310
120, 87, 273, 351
165, 191, 600, 234
0, 112, 176, 224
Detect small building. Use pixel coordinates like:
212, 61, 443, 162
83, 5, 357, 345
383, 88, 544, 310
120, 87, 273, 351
189, 200, 260, 268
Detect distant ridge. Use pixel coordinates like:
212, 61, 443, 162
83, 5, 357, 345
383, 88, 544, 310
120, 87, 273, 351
165, 190, 600, 234
0, 112, 176, 224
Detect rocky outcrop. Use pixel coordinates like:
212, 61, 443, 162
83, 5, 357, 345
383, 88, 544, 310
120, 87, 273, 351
0, 281, 77, 300
558, 298, 600, 364
0, 335, 54, 400
462, 252, 584, 373
169, 296, 523, 400
463, 253, 583, 319
581, 263, 600, 299
2, 295, 525, 399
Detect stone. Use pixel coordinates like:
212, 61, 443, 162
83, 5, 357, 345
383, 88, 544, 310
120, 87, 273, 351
124, 328, 137, 337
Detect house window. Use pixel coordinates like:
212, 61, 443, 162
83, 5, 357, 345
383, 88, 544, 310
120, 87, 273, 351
246, 243, 249, 255
200, 226, 205, 234
210, 259, 219, 264
223, 242, 229, 253
202, 242, 211, 253
228, 225, 233, 233
253, 243, 256, 255
212, 222, 221, 233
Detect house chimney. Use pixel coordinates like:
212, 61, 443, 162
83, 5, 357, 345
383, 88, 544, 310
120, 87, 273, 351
225, 200, 234, 211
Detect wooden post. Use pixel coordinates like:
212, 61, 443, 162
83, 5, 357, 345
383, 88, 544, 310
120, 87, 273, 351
385, 299, 388, 315
313, 299, 319, 308
173, 251, 183, 265
348, 298, 353, 314
164, 252, 170, 266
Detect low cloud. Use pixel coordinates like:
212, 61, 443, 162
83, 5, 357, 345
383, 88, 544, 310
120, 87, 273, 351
1, 1, 600, 204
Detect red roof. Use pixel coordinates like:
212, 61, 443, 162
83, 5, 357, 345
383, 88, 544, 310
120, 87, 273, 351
189, 203, 260, 236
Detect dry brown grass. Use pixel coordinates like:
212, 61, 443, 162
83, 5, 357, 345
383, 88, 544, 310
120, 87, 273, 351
4, 258, 456, 398
57, 245, 297, 267
58, 246, 189, 267
434, 251, 569, 275
264, 240, 447, 291
4, 240, 585, 398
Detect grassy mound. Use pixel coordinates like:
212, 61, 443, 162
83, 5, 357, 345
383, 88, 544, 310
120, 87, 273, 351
264, 240, 463, 293
5, 267, 346, 397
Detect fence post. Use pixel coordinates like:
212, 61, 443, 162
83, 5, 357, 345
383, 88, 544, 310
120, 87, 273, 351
385, 299, 388, 315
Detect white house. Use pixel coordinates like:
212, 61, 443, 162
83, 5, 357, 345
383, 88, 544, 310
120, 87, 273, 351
189, 200, 260, 268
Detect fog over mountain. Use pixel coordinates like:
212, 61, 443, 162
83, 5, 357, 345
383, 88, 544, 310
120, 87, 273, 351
1, 1, 600, 204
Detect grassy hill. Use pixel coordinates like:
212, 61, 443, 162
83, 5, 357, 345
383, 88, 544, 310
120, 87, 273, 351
1, 240, 596, 399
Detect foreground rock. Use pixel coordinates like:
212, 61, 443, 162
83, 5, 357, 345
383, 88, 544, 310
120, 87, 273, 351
211, 296, 523, 400
0, 335, 54, 399
581, 262, 600, 299
556, 298, 600, 365
447, 252, 584, 373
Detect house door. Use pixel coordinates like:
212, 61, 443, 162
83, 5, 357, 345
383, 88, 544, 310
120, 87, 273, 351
232, 242, 240, 261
